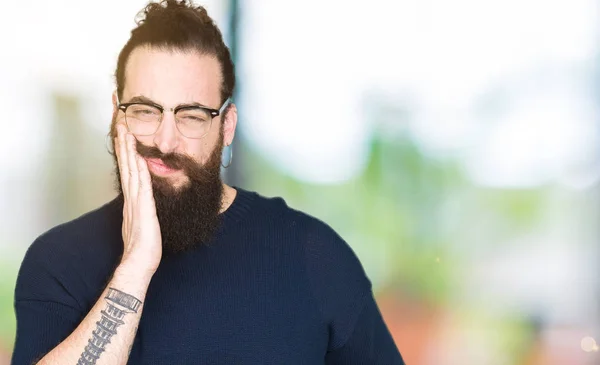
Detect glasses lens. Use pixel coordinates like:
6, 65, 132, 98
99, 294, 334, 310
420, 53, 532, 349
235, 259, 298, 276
175, 108, 212, 138
125, 104, 161, 136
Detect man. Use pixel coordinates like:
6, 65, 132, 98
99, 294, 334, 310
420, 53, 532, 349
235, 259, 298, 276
11, 1, 405, 364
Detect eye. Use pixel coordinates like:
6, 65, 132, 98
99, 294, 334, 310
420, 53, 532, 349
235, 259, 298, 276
177, 108, 210, 123
129, 104, 160, 117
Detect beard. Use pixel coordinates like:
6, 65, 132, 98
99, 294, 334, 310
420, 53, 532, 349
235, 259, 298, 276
110, 125, 225, 255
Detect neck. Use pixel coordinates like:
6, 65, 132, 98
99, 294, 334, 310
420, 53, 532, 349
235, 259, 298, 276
220, 184, 237, 214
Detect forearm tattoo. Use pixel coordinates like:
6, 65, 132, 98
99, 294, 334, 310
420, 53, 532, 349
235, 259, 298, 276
77, 288, 142, 365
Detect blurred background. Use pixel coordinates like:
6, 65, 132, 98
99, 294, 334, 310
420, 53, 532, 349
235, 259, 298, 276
1, 0, 599, 364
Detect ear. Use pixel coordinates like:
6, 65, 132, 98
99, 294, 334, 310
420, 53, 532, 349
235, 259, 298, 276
222, 103, 238, 146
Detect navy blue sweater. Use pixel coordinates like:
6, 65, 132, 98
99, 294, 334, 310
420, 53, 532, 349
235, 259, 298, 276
12, 188, 404, 364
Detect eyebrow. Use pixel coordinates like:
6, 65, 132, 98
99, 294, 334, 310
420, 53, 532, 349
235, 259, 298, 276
125, 95, 212, 110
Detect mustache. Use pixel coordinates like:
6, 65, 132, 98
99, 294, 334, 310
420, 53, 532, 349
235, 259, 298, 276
135, 140, 191, 170
135, 140, 220, 182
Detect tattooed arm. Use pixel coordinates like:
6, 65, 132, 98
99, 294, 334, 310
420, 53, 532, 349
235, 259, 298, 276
32, 125, 163, 365
35, 265, 151, 365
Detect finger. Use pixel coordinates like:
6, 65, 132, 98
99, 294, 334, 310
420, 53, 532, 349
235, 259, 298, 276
116, 125, 133, 227
114, 137, 126, 208
126, 133, 140, 202
116, 124, 130, 199
136, 154, 153, 196
136, 155, 157, 222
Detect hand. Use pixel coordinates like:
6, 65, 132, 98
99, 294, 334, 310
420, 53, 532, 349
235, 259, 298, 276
115, 124, 162, 278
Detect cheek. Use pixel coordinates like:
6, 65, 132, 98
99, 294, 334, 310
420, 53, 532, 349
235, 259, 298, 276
136, 135, 155, 146
179, 139, 210, 163
190, 136, 221, 164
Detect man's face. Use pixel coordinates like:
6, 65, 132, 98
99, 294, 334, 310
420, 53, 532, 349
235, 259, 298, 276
114, 46, 227, 188
110, 46, 236, 253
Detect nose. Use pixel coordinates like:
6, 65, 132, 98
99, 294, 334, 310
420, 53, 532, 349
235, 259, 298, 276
152, 112, 180, 154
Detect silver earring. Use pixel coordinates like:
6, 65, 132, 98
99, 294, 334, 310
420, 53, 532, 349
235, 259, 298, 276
222, 144, 233, 168
105, 134, 114, 155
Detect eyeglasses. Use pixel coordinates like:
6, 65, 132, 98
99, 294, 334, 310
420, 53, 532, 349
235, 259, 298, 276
117, 97, 230, 139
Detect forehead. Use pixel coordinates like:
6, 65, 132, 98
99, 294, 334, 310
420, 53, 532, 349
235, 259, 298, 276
123, 46, 222, 107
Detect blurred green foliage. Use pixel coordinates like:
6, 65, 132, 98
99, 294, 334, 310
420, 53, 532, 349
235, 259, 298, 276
0, 259, 17, 350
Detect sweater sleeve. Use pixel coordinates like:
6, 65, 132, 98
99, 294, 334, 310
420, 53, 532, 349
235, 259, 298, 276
324, 291, 405, 364
301, 216, 404, 364
11, 237, 84, 365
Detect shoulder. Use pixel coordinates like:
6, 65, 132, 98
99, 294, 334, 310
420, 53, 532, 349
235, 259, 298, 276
241, 188, 364, 262
36, 197, 122, 251
286, 206, 372, 298
239, 187, 341, 235
25, 197, 122, 266
16, 198, 122, 307
241, 188, 372, 306
258, 192, 374, 349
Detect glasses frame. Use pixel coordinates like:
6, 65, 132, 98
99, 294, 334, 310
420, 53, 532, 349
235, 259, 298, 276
117, 97, 231, 139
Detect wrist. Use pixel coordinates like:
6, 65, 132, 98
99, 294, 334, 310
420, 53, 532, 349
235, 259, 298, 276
115, 261, 156, 284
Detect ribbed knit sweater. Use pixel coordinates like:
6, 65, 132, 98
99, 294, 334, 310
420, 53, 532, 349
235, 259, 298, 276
12, 188, 404, 364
